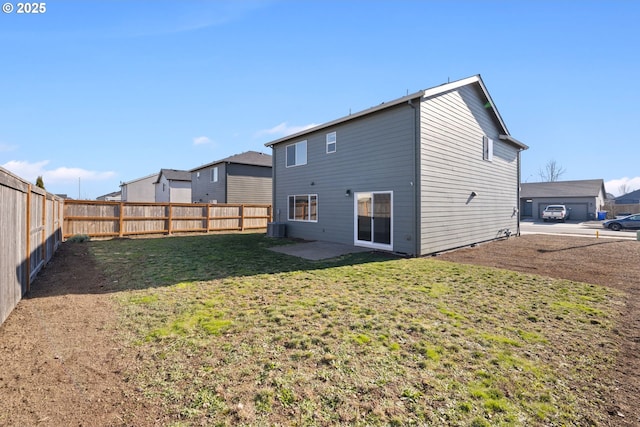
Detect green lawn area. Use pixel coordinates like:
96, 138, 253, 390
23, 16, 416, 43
90, 233, 619, 426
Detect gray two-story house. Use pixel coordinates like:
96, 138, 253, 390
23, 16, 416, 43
265, 75, 527, 256
190, 151, 272, 204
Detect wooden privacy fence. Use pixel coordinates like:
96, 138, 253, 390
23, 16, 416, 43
63, 200, 272, 238
0, 167, 63, 326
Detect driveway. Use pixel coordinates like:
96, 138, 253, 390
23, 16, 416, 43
520, 219, 638, 239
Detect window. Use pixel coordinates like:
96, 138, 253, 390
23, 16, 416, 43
288, 194, 317, 222
326, 132, 336, 153
211, 167, 218, 182
483, 136, 494, 161
286, 140, 307, 167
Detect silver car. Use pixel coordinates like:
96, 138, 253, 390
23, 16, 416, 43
603, 214, 640, 231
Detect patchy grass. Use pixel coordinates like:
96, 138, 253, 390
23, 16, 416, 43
89, 233, 620, 426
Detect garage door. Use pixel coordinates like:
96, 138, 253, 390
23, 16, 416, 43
564, 203, 588, 221
537, 203, 589, 221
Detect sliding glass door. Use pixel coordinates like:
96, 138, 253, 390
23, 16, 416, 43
354, 191, 392, 250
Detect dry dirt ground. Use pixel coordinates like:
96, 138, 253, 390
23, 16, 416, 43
0, 234, 638, 426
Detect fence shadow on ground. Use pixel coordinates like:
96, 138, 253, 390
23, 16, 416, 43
536, 239, 624, 254
25, 232, 400, 299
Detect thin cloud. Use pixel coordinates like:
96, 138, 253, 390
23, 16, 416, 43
0, 142, 17, 152
193, 136, 213, 145
1, 160, 116, 184
256, 122, 319, 138
604, 177, 640, 197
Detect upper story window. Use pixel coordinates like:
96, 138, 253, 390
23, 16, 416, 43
483, 136, 494, 162
211, 167, 218, 182
326, 132, 336, 154
286, 140, 307, 167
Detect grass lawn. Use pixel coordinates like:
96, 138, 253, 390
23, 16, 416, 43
90, 233, 619, 426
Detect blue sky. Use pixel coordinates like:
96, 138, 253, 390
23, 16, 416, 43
1, 0, 639, 199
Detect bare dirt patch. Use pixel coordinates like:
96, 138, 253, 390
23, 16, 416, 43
438, 234, 640, 426
0, 234, 638, 426
0, 243, 162, 427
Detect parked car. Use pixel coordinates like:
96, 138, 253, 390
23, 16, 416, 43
603, 214, 640, 231
542, 205, 570, 222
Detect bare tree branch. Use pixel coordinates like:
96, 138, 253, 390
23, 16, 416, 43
538, 160, 566, 182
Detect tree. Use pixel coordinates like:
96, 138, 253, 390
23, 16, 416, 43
538, 160, 566, 182
35, 175, 46, 190
617, 182, 634, 196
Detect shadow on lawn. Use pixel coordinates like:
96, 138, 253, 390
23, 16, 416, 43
537, 239, 623, 253
26, 233, 399, 298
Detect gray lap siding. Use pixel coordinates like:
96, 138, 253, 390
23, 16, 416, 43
419, 85, 519, 255
273, 104, 417, 254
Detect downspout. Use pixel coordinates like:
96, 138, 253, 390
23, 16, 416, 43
224, 162, 229, 203
270, 147, 277, 222
517, 150, 522, 236
408, 99, 419, 256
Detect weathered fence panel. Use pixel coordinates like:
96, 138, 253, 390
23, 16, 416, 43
601, 203, 640, 218
0, 167, 63, 326
63, 201, 271, 238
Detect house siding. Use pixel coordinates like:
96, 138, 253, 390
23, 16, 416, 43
272, 103, 417, 254
191, 164, 227, 203
155, 175, 170, 203
419, 85, 519, 254
121, 175, 156, 202
226, 164, 272, 204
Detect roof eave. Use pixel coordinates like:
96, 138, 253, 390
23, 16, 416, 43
265, 91, 425, 147
499, 134, 529, 150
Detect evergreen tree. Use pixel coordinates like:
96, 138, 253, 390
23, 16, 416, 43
35, 175, 46, 190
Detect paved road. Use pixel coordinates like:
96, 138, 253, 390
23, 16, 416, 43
520, 219, 638, 240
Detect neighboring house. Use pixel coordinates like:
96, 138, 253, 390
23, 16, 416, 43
520, 179, 607, 221
96, 191, 121, 202
154, 169, 192, 203
613, 189, 640, 205
265, 75, 527, 256
190, 151, 272, 204
606, 189, 640, 217
120, 173, 157, 202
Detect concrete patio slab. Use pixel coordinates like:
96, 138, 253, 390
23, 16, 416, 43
268, 240, 372, 260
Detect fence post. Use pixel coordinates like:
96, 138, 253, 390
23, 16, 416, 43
205, 204, 210, 233
240, 204, 245, 231
25, 185, 31, 293
168, 203, 173, 235
42, 193, 47, 263
118, 202, 125, 237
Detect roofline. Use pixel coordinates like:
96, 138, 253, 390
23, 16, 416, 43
189, 152, 272, 172
120, 173, 158, 186
499, 134, 528, 150
265, 90, 424, 147
265, 75, 519, 148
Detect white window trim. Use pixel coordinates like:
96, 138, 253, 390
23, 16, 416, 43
287, 194, 318, 222
211, 166, 218, 182
286, 140, 307, 167
326, 132, 336, 154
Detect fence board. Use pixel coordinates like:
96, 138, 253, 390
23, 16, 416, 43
63, 201, 271, 238
0, 168, 63, 326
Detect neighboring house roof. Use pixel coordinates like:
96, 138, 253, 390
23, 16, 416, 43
190, 151, 272, 172
264, 75, 528, 151
521, 179, 606, 198
155, 169, 192, 184
121, 173, 157, 186
96, 191, 121, 200
614, 189, 640, 204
